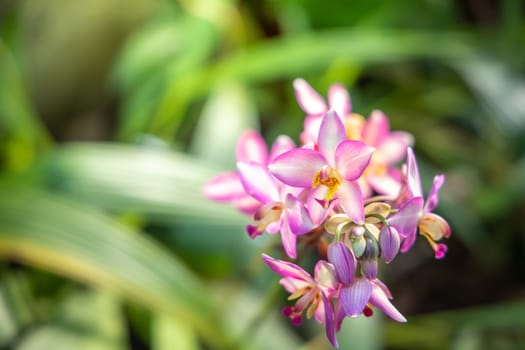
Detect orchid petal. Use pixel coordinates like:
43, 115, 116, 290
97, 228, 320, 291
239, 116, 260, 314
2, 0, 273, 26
370, 283, 406, 323
300, 115, 323, 145
328, 84, 351, 118
388, 197, 424, 239
233, 195, 262, 215
406, 148, 423, 197
379, 226, 401, 263
202, 172, 246, 201
284, 194, 314, 235
362, 110, 389, 146
425, 174, 445, 212
335, 140, 374, 181
322, 294, 339, 348
371, 278, 393, 299
280, 216, 298, 259
419, 212, 451, 240
293, 78, 328, 115
262, 254, 312, 282
377, 131, 414, 163
236, 130, 268, 164
269, 148, 327, 187
237, 162, 280, 203
340, 278, 372, 317
327, 242, 357, 285
337, 181, 365, 225
269, 135, 296, 161
318, 110, 347, 164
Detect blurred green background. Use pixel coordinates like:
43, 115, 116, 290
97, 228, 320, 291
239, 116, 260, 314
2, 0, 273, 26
1, 0, 524, 349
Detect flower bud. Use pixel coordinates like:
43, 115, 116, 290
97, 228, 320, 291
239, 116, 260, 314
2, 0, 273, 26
379, 225, 400, 263
360, 237, 379, 279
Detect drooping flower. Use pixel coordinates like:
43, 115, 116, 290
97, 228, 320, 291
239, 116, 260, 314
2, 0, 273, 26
261, 254, 340, 346
389, 148, 451, 258
269, 110, 374, 224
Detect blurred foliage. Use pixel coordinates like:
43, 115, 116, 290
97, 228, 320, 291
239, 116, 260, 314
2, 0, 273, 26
0, 0, 524, 349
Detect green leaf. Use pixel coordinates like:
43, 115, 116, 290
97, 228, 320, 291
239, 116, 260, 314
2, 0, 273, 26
0, 187, 231, 348
152, 313, 200, 350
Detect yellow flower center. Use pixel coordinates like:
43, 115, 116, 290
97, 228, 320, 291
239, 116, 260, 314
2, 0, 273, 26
312, 166, 343, 202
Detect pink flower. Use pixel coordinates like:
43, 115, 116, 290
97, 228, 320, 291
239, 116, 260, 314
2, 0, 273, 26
269, 110, 374, 224
237, 162, 313, 258
389, 148, 451, 258
262, 254, 340, 347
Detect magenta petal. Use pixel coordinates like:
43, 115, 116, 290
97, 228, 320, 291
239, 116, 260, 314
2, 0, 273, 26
269, 135, 296, 161
370, 283, 406, 323
335, 140, 374, 181
367, 173, 402, 197
406, 148, 423, 197
236, 130, 268, 164
337, 181, 365, 225
293, 78, 327, 115
362, 110, 389, 146
424, 174, 445, 212
340, 278, 372, 317
388, 197, 424, 238
261, 254, 312, 282
318, 110, 347, 164
327, 242, 356, 285
328, 84, 351, 118
300, 115, 323, 145
202, 172, 246, 201
322, 294, 339, 348
284, 194, 314, 235
269, 148, 327, 187
237, 162, 279, 203
379, 226, 401, 263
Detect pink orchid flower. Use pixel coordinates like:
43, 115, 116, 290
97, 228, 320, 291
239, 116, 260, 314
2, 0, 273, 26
262, 254, 340, 347
202, 130, 295, 214
389, 148, 451, 258
237, 162, 313, 258
269, 110, 375, 225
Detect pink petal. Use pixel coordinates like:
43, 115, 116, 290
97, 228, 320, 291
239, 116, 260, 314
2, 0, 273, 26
406, 148, 423, 197
370, 283, 406, 322
284, 194, 314, 235
367, 173, 402, 197
328, 83, 351, 118
335, 140, 374, 181
293, 78, 328, 115
236, 130, 268, 164
362, 110, 389, 146
237, 162, 280, 203
269, 135, 296, 161
300, 115, 323, 145
388, 197, 423, 239
337, 181, 365, 225
262, 254, 313, 282
269, 148, 327, 187
280, 216, 297, 259
424, 174, 445, 212
340, 278, 372, 317
377, 132, 414, 164
322, 294, 339, 348
202, 172, 246, 201
318, 110, 347, 164
233, 195, 262, 215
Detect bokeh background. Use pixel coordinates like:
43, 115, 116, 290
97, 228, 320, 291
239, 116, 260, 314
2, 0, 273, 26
1, 1, 525, 349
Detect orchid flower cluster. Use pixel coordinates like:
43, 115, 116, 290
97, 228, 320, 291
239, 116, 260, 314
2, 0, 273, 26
203, 79, 451, 347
